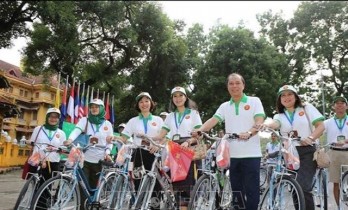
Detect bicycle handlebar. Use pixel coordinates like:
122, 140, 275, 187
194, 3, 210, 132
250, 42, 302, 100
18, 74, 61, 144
198, 131, 240, 142
135, 134, 165, 149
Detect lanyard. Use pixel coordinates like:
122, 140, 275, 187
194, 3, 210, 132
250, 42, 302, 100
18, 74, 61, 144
91, 120, 104, 135
334, 116, 347, 133
142, 118, 149, 134
42, 129, 57, 141
174, 110, 187, 130
284, 110, 296, 126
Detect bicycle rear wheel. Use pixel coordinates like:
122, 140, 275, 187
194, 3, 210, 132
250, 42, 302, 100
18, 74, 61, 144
313, 169, 327, 210
30, 175, 80, 210
14, 176, 38, 210
259, 175, 305, 210
188, 174, 216, 210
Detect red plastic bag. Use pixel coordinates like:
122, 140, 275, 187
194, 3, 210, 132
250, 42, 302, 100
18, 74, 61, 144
216, 139, 230, 169
21, 159, 30, 180
28, 152, 42, 166
167, 141, 194, 182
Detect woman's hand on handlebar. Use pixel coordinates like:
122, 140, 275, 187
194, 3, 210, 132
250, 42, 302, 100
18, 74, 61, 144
148, 145, 160, 154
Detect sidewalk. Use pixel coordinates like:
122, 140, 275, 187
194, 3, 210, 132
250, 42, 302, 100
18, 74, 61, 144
0, 166, 21, 174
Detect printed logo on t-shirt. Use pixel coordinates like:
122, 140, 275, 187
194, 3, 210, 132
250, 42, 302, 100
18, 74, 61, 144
244, 105, 250, 110
299, 111, 304, 116
104, 126, 108, 131
185, 115, 190, 119
56, 134, 60, 138
152, 122, 157, 126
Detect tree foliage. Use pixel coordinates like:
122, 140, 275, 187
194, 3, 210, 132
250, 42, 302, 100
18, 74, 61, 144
257, 1, 348, 114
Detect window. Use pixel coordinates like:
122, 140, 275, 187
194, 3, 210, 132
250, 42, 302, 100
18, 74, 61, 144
35, 92, 39, 98
18, 111, 24, 119
32, 111, 37, 120
51, 93, 55, 100
7, 87, 13, 93
18, 149, 24, 156
20, 89, 24, 96
0, 147, 3, 155
24, 90, 28, 97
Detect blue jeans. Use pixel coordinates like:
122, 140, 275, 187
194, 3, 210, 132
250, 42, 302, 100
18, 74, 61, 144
230, 157, 261, 210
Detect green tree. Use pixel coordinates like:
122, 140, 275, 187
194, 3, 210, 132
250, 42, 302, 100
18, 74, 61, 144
193, 24, 289, 121
0, 1, 37, 48
257, 1, 348, 113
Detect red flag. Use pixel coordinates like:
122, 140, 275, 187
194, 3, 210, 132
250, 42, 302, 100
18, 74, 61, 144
105, 93, 110, 120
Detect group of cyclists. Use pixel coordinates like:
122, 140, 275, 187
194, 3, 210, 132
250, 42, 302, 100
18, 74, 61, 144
21, 72, 348, 210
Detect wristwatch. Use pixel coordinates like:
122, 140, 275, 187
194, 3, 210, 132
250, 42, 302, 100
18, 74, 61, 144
247, 131, 252, 138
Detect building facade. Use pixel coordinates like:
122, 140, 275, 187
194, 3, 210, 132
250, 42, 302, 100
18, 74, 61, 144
0, 60, 62, 167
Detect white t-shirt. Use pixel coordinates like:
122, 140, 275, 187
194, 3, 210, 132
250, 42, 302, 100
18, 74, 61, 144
213, 95, 265, 158
31, 126, 66, 162
273, 103, 324, 141
69, 117, 114, 163
324, 115, 348, 144
163, 108, 202, 139
122, 114, 164, 146
266, 141, 281, 164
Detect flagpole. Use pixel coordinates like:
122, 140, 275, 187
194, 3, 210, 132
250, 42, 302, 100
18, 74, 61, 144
85, 85, 90, 117
97, 89, 99, 99
90, 86, 94, 102
55, 72, 61, 108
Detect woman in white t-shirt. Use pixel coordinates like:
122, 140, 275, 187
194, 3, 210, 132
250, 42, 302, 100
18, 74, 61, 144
66, 98, 114, 189
29, 108, 66, 181
121, 92, 164, 210
263, 85, 325, 210
157, 86, 202, 209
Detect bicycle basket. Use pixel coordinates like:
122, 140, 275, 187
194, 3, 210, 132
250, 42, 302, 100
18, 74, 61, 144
65, 147, 83, 168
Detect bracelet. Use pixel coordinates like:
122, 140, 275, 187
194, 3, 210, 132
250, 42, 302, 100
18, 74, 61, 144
186, 139, 191, 145
308, 136, 314, 141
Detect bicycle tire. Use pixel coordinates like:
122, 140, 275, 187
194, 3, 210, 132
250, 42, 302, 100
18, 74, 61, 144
340, 170, 348, 209
109, 174, 132, 209
259, 174, 305, 210
96, 171, 117, 209
132, 175, 155, 210
220, 173, 233, 209
260, 167, 268, 188
14, 176, 38, 210
188, 174, 216, 210
313, 169, 328, 210
30, 175, 80, 210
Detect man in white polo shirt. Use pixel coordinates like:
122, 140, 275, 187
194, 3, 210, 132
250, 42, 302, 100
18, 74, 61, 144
197, 73, 265, 210
325, 96, 348, 207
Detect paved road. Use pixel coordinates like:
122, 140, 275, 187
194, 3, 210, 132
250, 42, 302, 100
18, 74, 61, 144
0, 169, 25, 210
0, 169, 339, 210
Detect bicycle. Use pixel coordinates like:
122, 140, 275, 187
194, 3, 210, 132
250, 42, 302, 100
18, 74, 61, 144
14, 143, 66, 210
29, 143, 114, 210
100, 139, 139, 210
258, 128, 306, 210
188, 132, 236, 210
131, 134, 177, 210
339, 164, 348, 209
312, 144, 330, 210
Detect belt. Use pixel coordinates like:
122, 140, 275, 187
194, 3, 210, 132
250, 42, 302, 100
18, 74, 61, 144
330, 146, 348, 151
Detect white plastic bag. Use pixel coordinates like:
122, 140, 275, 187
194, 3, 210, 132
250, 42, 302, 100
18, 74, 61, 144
282, 139, 300, 170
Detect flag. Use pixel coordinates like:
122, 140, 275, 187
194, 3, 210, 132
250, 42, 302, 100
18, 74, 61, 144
60, 75, 69, 124
84, 85, 90, 117
67, 78, 75, 123
105, 93, 110, 120
110, 95, 115, 124
79, 83, 85, 118
74, 81, 80, 124
54, 72, 61, 108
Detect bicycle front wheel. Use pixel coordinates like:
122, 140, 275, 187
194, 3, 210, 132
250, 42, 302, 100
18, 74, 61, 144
132, 175, 155, 210
340, 170, 348, 209
259, 175, 305, 210
14, 176, 38, 210
30, 175, 80, 210
188, 174, 216, 210
313, 169, 328, 210
96, 171, 117, 209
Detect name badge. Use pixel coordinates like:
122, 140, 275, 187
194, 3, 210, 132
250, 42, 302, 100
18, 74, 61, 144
172, 134, 180, 141
289, 130, 298, 138
337, 135, 346, 142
